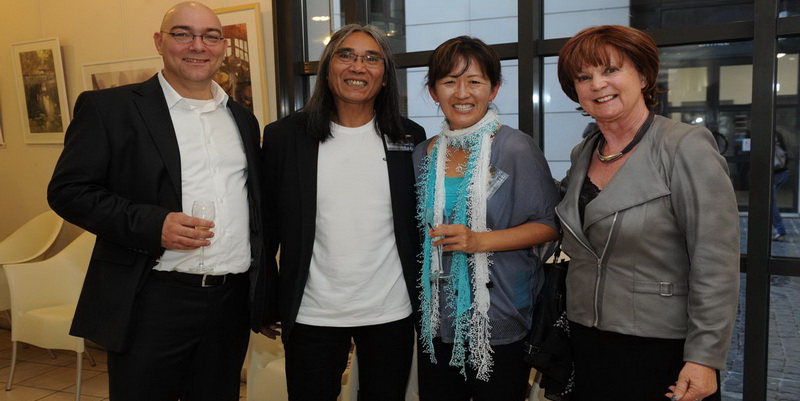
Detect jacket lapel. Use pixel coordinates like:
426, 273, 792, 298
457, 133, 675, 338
228, 100, 261, 205
133, 75, 182, 201
296, 121, 319, 264
556, 132, 597, 249
583, 122, 671, 229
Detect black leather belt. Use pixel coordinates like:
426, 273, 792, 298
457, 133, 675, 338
150, 270, 237, 288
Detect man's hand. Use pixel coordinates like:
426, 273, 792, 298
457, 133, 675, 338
260, 323, 282, 339
160, 212, 214, 250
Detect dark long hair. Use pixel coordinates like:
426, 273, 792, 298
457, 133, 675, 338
425, 36, 502, 90
303, 24, 405, 142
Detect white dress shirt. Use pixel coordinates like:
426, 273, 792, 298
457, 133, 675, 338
153, 72, 251, 275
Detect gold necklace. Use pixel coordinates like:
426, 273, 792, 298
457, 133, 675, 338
595, 111, 655, 163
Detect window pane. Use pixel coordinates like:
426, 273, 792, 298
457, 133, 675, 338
543, 0, 753, 40
722, 274, 746, 400
542, 42, 753, 255
767, 275, 800, 400
780, 0, 800, 17
374, 0, 518, 53
305, 0, 343, 62
773, 38, 800, 256
404, 60, 519, 138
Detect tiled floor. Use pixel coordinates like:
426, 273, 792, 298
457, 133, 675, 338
0, 328, 108, 400
0, 328, 248, 401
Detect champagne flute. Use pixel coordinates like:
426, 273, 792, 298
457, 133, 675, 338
191, 201, 215, 273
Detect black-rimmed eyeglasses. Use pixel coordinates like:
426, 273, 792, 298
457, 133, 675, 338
162, 31, 224, 46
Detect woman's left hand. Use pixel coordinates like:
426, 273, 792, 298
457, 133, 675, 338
430, 224, 485, 253
665, 362, 717, 400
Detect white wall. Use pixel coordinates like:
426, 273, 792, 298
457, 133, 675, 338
0, 0, 278, 246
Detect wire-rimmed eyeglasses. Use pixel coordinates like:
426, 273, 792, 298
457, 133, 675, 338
162, 30, 224, 46
334, 50, 384, 68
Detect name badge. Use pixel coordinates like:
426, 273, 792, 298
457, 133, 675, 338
385, 134, 415, 152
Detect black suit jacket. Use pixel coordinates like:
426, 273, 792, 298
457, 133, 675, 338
47, 75, 273, 353
261, 112, 425, 341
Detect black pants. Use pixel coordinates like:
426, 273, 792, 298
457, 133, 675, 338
284, 316, 414, 401
570, 321, 722, 401
107, 273, 250, 401
417, 337, 531, 401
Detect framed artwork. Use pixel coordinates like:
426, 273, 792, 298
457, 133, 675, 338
82, 56, 162, 91
214, 3, 270, 125
11, 37, 70, 144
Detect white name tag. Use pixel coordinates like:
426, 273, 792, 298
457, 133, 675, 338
385, 135, 415, 152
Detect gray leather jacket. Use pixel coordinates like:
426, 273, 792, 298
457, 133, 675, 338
556, 115, 740, 370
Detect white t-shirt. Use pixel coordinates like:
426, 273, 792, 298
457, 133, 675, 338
295, 118, 412, 326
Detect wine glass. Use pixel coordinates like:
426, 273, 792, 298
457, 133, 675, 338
191, 201, 215, 273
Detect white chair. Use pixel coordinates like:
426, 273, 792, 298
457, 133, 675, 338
529, 370, 547, 401
4, 232, 96, 401
246, 331, 286, 400
0, 210, 64, 316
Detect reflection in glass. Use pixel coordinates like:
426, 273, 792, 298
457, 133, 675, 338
305, 0, 342, 61
369, 0, 408, 54
780, 0, 800, 17
375, 0, 518, 53
544, 0, 754, 40
773, 38, 800, 256
659, 42, 753, 220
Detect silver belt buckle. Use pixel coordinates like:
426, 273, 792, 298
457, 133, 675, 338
659, 281, 674, 297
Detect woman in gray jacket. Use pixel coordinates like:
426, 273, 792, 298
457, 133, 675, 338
556, 25, 739, 401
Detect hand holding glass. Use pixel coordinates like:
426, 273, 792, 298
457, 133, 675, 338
191, 201, 215, 273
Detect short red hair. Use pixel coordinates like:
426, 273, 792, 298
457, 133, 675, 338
557, 25, 662, 109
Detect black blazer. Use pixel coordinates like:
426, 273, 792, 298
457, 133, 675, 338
47, 75, 272, 353
261, 112, 425, 341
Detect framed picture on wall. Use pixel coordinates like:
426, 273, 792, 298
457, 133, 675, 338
11, 37, 70, 145
82, 56, 163, 91
214, 3, 270, 126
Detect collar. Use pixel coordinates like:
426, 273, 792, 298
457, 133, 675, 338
157, 71, 229, 110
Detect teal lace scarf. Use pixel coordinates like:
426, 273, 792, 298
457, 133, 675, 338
416, 110, 501, 380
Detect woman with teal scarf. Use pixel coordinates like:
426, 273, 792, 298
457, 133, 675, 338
412, 36, 560, 401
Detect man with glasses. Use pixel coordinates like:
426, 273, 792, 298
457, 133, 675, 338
261, 24, 425, 400
47, 2, 274, 400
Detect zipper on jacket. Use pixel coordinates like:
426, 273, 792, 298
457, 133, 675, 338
556, 208, 618, 328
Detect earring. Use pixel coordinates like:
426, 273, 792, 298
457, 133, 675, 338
434, 101, 439, 107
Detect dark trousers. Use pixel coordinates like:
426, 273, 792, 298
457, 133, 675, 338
417, 337, 531, 401
284, 316, 414, 401
773, 169, 789, 235
107, 273, 250, 401
570, 322, 722, 401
